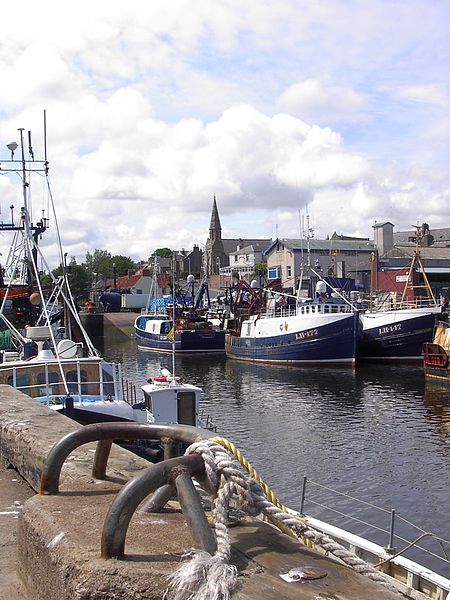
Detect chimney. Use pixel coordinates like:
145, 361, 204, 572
373, 222, 394, 257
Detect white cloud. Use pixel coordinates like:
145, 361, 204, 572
277, 80, 368, 124
397, 84, 449, 108
0, 0, 448, 267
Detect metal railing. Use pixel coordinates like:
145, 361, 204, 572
1, 358, 123, 403
299, 476, 450, 574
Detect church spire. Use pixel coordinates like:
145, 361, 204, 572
209, 195, 222, 242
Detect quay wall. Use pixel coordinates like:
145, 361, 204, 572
0, 386, 403, 600
0, 386, 175, 599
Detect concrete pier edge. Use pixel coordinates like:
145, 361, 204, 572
0, 385, 403, 600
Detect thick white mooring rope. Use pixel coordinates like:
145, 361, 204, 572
165, 439, 409, 600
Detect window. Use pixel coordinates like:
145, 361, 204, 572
37, 372, 59, 385
66, 370, 88, 394
7, 373, 30, 392
177, 392, 196, 426
161, 322, 172, 335
144, 391, 153, 412
287, 266, 291, 277
268, 267, 280, 280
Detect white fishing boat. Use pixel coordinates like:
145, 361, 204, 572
0, 118, 217, 437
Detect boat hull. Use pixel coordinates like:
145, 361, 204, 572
225, 312, 358, 365
135, 328, 225, 353
423, 348, 450, 385
423, 321, 450, 385
358, 309, 440, 363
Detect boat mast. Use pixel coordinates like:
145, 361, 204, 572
399, 224, 436, 308
171, 252, 176, 379
18, 129, 38, 305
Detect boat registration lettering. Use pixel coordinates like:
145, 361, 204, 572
295, 328, 318, 340
379, 323, 402, 335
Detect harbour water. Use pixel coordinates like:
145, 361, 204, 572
99, 331, 450, 579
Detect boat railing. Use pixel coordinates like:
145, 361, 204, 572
366, 292, 440, 312
299, 476, 450, 583
3, 359, 123, 403
122, 377, 138, 405
260, 301, 353, 319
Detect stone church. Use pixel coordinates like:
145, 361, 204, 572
204, 196, 271, 276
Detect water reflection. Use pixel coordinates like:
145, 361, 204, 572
99, 334, 450, 577
423, 385, 450, 449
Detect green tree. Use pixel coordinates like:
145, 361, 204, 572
67, 260, 90, 302
84, 249, 113, 279
253, 262, 267, 276
153, 248, 173, 258
111, 255, 136, 276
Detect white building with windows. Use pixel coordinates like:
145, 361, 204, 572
221, 241, 271, 279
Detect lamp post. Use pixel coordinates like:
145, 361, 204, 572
113, 263, 117, 290
216, 256, 221, 289
92, 272, 97, 304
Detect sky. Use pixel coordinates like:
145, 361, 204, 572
0, 0, 449, 267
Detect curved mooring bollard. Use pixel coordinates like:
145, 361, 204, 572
39, 422, 213, 495
101, 453, 216, 558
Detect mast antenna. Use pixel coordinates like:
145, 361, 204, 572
28, 131, 34, 160
43, 109, 48, 174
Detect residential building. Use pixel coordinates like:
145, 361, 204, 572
180, 245, 203, 277
265, 237, 375, 292
222, 241, 271, 279
113, 269, 152, 295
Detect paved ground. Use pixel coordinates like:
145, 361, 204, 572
0, 462, 33, 599
104, 311, 136, 337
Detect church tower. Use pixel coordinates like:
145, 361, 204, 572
209, 195, 221, 243
205, 196, 225, 276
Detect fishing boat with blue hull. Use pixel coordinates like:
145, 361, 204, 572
225, 280, 359, 366
134, 313, 225, 353
135, 265, 225, 354
358, 306, 442, 363
357, 226, 446, 363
